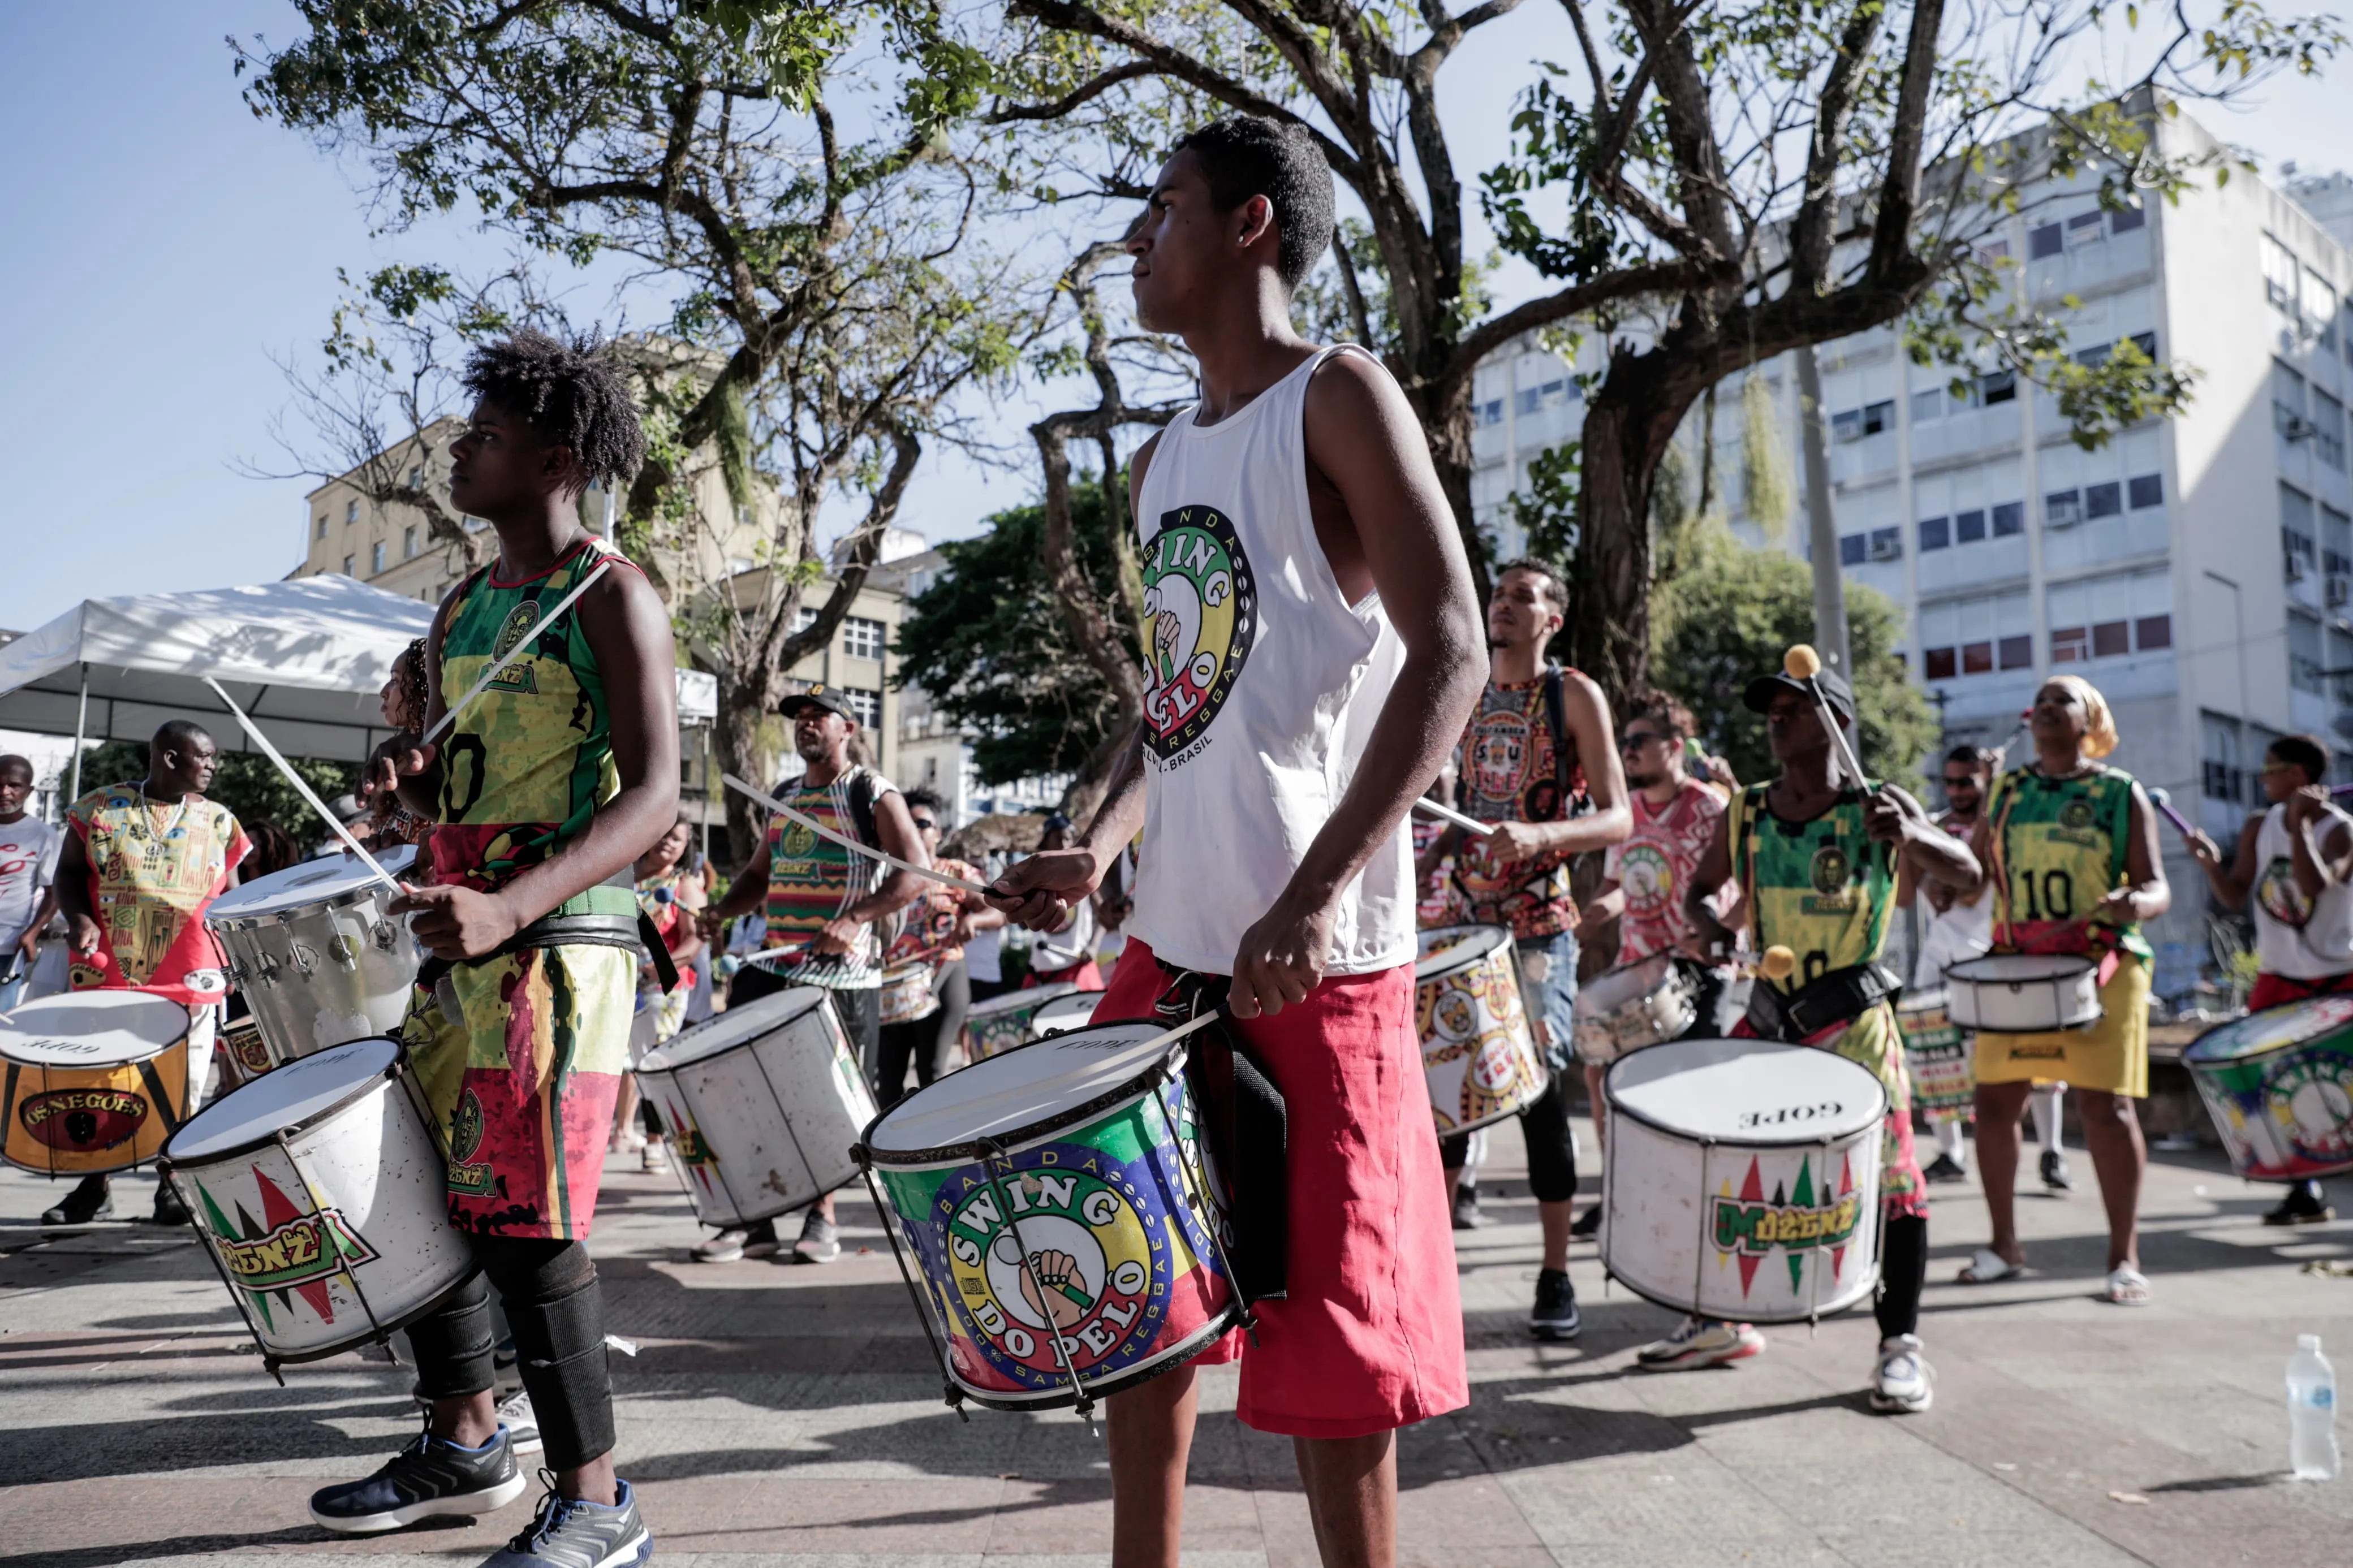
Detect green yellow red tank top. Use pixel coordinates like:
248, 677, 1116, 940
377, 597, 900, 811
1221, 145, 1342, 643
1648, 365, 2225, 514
1985, 765, 2151, 959
1729, 781, 1896, 997
430, 537, 635, 892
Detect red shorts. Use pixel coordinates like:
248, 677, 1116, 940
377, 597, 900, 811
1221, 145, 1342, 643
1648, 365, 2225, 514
1095, 938, 1469, 1439
2249, 970, 2353, 1011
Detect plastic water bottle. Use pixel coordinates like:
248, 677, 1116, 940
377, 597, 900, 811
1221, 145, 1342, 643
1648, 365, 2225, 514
2289, 1334, 2340, 1481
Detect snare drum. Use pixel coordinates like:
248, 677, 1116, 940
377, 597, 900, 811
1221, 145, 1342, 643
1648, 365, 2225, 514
162, 1036, 472, 1368
860, 1020, 1239, 1410
2183, 997, 2353, 1182
0, 991, 192, 1175
879, 962, 939, 1026
209, 849, 421, 1065
1415, 926, 1546, 1134
1896, 988, 1973, 1123
1030, 989, 1103, 1040
1572, 954, 1699, 1065
633, 986, 877, 1229
1602, 1036, 1886, 1323
963, 983, 1079, 1061
1945, 953, 2101, 1033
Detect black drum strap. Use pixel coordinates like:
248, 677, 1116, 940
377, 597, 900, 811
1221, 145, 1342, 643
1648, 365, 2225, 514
1156, 971, 1288, 1307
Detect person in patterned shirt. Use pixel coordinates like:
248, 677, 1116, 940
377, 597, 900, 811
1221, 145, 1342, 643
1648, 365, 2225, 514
874, 786, 998, 1105
1427, 559, 1630, 1341
45, 720, 251, 1226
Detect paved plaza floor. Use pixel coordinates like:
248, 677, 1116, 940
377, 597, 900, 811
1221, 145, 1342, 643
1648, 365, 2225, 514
3, 1112, 2351, 1567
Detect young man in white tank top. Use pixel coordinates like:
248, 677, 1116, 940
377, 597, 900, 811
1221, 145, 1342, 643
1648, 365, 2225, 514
2187, 732, 2353, 1224
990, 116, 1486, 1568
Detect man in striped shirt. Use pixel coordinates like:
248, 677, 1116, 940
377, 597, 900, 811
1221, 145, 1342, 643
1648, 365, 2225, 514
698, 683, 928, 1262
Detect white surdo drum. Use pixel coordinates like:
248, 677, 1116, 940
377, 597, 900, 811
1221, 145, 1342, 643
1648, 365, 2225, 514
633, 985, 876, 1229
1945, 953, 2101, 1034
162, 1036, 473, 1369
1602, 1036, 1886, 1324
208, 849, 421, 1066
1029, 989, 1104, 1040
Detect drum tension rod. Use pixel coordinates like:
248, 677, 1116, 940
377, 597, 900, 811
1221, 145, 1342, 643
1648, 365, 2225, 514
854, 1148, 969, 1423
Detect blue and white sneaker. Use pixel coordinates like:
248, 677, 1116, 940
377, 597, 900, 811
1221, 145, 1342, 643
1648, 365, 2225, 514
1870, 1333, 1933, 1413
479, 1475, 653, 1566
309, 1424, 525, 1534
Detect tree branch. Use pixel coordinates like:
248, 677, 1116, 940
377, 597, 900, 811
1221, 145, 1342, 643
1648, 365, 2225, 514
985, 60, 1161, 122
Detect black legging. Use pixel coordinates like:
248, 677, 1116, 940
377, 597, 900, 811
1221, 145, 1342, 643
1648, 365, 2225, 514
1438, 1068, 1579, 1204
406, 1234, 612, 1470
876, 960, 971, 1107
1876, 1211, 1929, 1340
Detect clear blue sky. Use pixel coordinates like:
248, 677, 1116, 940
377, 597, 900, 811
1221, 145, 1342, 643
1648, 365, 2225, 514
2, 4, 2346, 636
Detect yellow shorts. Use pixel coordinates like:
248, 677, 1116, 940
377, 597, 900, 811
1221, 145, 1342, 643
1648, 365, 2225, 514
1972, 956, 2150, 1098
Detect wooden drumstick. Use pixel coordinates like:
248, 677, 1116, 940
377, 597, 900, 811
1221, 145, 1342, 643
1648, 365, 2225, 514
1783, 645, 1870, 790
722, 774, 990, 896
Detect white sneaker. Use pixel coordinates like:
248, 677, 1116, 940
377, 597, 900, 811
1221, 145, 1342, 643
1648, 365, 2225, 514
494, 1386, 542, 1454
1871, 1333, 1933, 1413
1636, 1316, 1766, 1370
692, 1220, 779, 1263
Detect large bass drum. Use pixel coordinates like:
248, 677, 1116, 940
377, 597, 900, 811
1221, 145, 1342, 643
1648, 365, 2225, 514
209, 849, 421, 1065
1602, 1036, 1886, 1324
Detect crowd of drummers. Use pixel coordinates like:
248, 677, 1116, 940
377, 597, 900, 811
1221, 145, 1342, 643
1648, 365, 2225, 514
4, 113, 2350, 1568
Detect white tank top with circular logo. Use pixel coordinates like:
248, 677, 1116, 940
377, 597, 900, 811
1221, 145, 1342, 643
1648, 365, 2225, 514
2252, 802, 2353, 979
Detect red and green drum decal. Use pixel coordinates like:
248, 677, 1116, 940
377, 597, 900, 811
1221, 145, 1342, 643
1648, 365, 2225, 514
1140, 507, 1256, 761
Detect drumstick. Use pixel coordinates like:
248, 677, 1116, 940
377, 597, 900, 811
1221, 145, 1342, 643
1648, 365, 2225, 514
1412, 797, 1496, 836
2144, 786, 2197, 839
722, 774, 992, 896
1782, 645, 1869, 791
202, 677, 403, 893
421, 558, 615, 746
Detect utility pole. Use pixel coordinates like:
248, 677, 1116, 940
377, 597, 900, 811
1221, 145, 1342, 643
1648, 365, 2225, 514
1793, 345, 1851, 678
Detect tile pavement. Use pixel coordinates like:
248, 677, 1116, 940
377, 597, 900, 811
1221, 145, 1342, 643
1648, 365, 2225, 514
3, 1111, 2350, 1566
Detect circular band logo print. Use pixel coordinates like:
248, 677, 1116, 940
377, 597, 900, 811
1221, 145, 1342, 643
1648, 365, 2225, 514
940, 1156, 1165, 1388
1141, 508, 1256, 759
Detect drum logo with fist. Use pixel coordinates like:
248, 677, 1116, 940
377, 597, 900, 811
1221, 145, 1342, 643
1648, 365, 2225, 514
1140, 507, 1256, 760
941, 1156, 1164, 1386
1709, 1151, 1864, 1298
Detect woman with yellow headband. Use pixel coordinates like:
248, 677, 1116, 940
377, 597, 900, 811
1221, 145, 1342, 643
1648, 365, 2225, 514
1958, 675, 2170, 1304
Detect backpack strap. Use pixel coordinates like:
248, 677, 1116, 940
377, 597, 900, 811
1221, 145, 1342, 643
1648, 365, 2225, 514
1543, 664, 1572, 810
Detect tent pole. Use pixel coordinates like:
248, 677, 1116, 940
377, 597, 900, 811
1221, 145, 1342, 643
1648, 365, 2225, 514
700, 723, 713, 865
64, 663, 89, 806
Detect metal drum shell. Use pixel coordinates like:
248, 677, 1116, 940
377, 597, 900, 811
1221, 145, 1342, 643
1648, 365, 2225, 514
963, 983, 1079, 1061
161, 1038, 475, 1367
211, 853, 421, 1066
1574, 954, 1700, 1065
1601, 1037, 1886, 1324
2183, 997, 2353, 1182
1414, 925, 1547, 1135
0, 992, 191, 1176
634, 988, 877, 1229
1945, 954, 2101, 1033
1029, 990, 1104, 1040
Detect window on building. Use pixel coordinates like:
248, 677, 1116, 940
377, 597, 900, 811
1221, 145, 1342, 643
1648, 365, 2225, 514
2292, 611, 2326, 693
2028, 222, 2064, 260
1981, 370, 2017, 405
2074, 341, 2113, 369
1948, 379, 1983, 413
2128, 330, 2157, 358
2049, 569, 2174, 665
1869, 526, 1903, 561
2325, 506, 2353, 576
406, 464, 423, 491
342, 554, 355, 576
1861, 400, 1893, 437
1992, 501, 2024, 537
370, 542, 386, 573
1920, 589, 2032, 682
2285, 483, 2320, 578
1539, 379, 1566, 404
2307, 269, 2339, 350
1839, 532, 1867, 565
1954, 508, 1988, 544
2051, 626, 2089, 664
1480, 399, 1503, 426
2044, 489, 2083, 528
794, 605, 818, 633
2203, 712, 2245, 802
1831, 409, 1863, 443
1910, 388, 1942, 424
1919, 515, 1950, 551
2276, 360, 2309, 438
2128, 473, 2164, 509
344, 499, 359, 526
2084, 481, 2122, 519
2264, 232, 2300, 311
1516, 387, 1542, 417
402, 526, 417, 559
2066, 211, 2104, 248
2345, 299, 2353, 365
842, 687, 882, 728
2139, 613, 2174, 650
2110, 201, 2146, 234
842, 615, 886, 661
2317, 388, 2348, 470
1925, 647, 1958, 679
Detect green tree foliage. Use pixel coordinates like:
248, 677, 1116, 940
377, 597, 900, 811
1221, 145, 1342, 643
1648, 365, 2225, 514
1649, 532, 1936, 793
72, 742, 356, 844
894, 480, 1131, 787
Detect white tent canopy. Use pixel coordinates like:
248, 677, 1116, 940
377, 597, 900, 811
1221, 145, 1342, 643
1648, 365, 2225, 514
0, 577, 717, 779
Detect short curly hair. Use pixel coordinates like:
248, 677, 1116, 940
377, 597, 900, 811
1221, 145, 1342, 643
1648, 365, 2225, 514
459, 328, 647, 490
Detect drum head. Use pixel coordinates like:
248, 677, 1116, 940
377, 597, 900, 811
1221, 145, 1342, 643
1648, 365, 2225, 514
867, 1020, 1168, 1156
169, 1036, 399, 1161
1416, 924, 1508, 983
1031, 990, 1102, 1034
641, 984, 833, 1072
1605, 1036, 1886, 1144
0, 991, 187, 1067
1947, 953, 2090, 983
2185, 995, 2353, 1064
966, 982, 1078, 1021
208, 846, 416, 922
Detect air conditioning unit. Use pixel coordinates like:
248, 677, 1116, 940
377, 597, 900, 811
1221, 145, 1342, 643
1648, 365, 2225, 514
1868, 534, 1903, 563
2331, 573, 2352, 608
2288, 554, 2311, 582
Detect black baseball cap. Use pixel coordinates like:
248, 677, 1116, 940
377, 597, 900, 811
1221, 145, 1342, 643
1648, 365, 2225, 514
777, 683, 856, 723
1744, 665, 1857, 723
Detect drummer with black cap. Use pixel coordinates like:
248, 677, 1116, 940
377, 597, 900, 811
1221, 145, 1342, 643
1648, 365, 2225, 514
1673, 655, 1978, 1411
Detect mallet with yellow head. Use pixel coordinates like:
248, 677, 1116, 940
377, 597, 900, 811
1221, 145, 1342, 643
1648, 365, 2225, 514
1782, 643, 1871, 791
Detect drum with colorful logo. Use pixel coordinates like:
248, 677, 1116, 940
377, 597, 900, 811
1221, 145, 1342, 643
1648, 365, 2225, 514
1897, 987, 1973, 1123
1573, 953, 1698, 1065
1029, 989, 1103, 1040
634, 985, 876, 1229
878, 962, 939, 1026
0, 991, 192, 1176
859, 1020, 1239, 1412
1415, 925, 1546, 1134
213, 1010, 276, 1093
209, 848, 420, 1066
2183, 997, 2353, 1182
1945, 953, 2100, 1033
161, 1036, 473, 1370
1602, 1036, 1886, 1323
962, 983, 1079, 1061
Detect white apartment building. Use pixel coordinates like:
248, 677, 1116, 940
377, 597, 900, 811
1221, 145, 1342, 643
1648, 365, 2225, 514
1469, 102, 2353, 998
